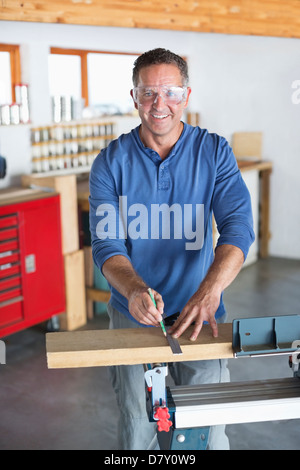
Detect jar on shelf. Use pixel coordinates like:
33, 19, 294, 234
10, 104, 20, 125
49, 155, 57, 171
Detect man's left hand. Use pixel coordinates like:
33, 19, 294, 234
168, 287, 220, 341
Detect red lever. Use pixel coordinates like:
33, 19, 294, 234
154, 407, 172, 432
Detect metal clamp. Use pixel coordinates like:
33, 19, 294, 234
144, 364, 168, 409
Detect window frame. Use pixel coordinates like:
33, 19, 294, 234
0, 44, 21, 103
50, 47, 139, 108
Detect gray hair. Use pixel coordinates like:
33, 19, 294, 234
132, 48, 189, 87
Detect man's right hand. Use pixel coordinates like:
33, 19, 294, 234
102, 255, 164, 327
128, 288, 164, 326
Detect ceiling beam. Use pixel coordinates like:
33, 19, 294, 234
0, 0, 300, 39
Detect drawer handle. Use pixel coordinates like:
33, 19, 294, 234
0, 295, 23, 308
0, 251, 13, 258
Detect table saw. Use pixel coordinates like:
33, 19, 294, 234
46, 314, 300, 450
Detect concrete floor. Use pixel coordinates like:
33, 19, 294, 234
0, 257, 300, 450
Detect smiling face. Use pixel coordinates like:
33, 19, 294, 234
131, 63, 191, 148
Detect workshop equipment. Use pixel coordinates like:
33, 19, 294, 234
46, 314, 300, 450
145, 315, 300, 450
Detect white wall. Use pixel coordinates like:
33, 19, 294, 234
189, 34, 300, 259
0, 21, 299, 259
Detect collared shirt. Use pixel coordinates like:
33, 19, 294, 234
89, 123, 255, 324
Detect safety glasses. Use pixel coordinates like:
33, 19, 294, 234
132, 85, 188, 106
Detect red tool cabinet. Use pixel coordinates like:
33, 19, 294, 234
0, 191, 65, 338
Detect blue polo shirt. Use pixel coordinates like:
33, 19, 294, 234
89, 123, 254, 324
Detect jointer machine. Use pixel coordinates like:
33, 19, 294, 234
144, 314, 300, 450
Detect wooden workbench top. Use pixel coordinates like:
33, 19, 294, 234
0, 187, 57, 206
46, 323, 233, 369
237, 159, 272, 172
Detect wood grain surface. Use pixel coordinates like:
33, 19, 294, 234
1, 1, 299, 38
46, 323, 233, 369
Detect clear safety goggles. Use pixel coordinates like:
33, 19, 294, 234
132, 85, 188, 106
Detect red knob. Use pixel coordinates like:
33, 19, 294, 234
154, 407, 172, 432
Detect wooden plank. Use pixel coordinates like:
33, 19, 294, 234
1, 0, 300, 39
46, 323, 233, 368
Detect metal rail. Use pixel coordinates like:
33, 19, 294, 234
169, 377, 300, 428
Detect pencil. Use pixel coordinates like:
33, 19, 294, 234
147, 288, 167, 337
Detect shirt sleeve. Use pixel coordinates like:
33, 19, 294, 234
212, 137, 255, 260
89, 151, 131, 272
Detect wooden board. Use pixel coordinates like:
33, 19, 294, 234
46, 323, 233, 369
1, 0, 300, 39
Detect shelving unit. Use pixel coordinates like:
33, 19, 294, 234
30, 119, 116, 174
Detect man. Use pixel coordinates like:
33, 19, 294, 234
89, 48, 254, 450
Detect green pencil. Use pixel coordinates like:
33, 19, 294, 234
147, 288, 167, 337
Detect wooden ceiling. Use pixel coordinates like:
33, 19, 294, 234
0, 0, 299, 39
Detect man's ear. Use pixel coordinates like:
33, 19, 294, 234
130, 89, 138, 110
183, 87, 192, 109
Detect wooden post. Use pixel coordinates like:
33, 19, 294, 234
259, 168, 272, 258
59, 250, 87, 330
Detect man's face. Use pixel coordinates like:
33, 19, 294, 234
131, 64, 191, 140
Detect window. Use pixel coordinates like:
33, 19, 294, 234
87, 53, 137, 114
0, 44, 21, 105
48, 53, 81, 99
49, 48, 138, 118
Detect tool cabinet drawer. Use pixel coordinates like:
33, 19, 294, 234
0, 286, 22, 303
0, 214, 18, 229
0, 239, 19, 253
0, 262, 21, 279
0, 227, 18, 242
0, 298, 23, 328
0, 251, 20, 265
0, 274, 21, 291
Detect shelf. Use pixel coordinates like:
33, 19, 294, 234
30, 165, 93, 177
30, 119, 116, 175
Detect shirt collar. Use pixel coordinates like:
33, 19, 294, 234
133, 122, 187, 165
